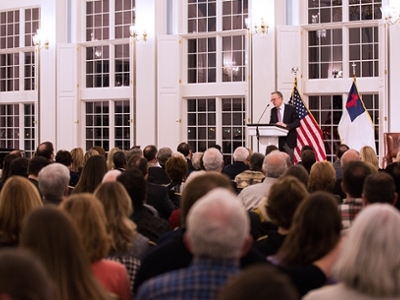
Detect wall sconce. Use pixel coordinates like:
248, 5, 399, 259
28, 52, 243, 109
32, 29, 49, 49
129, 25, 147, 42
245, 17, 269, 35
381, 5, 400, 25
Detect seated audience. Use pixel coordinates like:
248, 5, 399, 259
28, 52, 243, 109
83, 148, 99, 165
35, 141, 55, 161
362, 172, 398, 206
165, 153, 188, 199
0, 153, 19, 190
8, 157, 29, 178
304, 204, 400, 299
222, 146, 249, 180
359, 145, 379, 170
55, 150, 79, 186
148, 147, 172, 184
191, 151, 204, 171
20, 207, 116, 300
384, 161, 400, 210
70, 147, 84, 178
136, 188, 252, 300
106, 147, 120, 170
234, 152, 265, 190
332, 144, 349, 177
332, 148, 360, 199
113, 150, 127, 172
61, 194, 131, 300
299, 149, 316, 173
177, 142, 194, 174
143, 145, 158, 167
308, 161, 336, 194
102, 169, 122, 183
27, 156, 51, 195
202, 147, 224, 172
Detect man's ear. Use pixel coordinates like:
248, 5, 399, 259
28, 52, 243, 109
240, 234, 253, 257
361, 193, 368, 207
393, 192, 398, 207
183, 232, 193, 254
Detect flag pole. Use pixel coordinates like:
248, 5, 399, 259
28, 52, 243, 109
352, 61, 357, 82
291, 67, 298, 105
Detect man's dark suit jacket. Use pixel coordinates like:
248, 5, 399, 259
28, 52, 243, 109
270, 103, 300, 149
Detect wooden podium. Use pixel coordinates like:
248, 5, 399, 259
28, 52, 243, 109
247, 124, 289, 154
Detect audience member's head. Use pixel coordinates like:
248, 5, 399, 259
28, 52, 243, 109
90, 146, 106, 157
83, 149, 99, 166
265, 145, 278, 156
102, 169, 122, 183
217, 264, 299, 300
248, 152, 264, 172
278, 191, 341, 267
267, 176, 309, 230
300, 145, 314, 153
9, 157, 29, 178
0, 153, 19, 182
185, 188, 251, 260
333, 204, 400, 298
203, 148, 224, 172
336, 144, 349, 160
165, 153, 188, 182
309, 161, 336, 193
113, 150, 127, 170
340, 148, 360, 168
300, 149, 316, 173
232, 146, 249, 163
70, 147, 84, 172
0, 176, 42, 245
55, 150, 72, 167
177, 142, 192, 158
143, 145, 158, 162
73, 155, 107, 194
9, 149, 23, 157
38, 163, 70, 202
28, 156, 51, 177
0, 249, 52, 300
191, 152, 204, 170
20, 207, 113, 300
106, 147, 120, 170
362, 172, 398, 206
126, 147, 143, 162
127, 155, 148, 177
117, 168, 147, 209
283, 164, 309, 189
384, 162, 400, 210
35, 141, 54, 161
157, 147, 173, 167
262, 151, 287, 178
359, 145, 379, 169
94, 181, 137, 253
342, 160, 372, 198
181, 172, 233, 227
61, 193, 111, 263
209, 144, 222, 153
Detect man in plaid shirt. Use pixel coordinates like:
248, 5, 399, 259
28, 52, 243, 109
136, 188, 252, 300
339, 160, 372, 229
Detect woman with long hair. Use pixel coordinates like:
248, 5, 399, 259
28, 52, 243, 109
60, 193, 131, 300
20, 206, 117, 300
106, 147, 120, 170
70, 147, 84, 173
360, 145, 379, 169
0, 176, 42, 247
308, 161, 336, 194
73, 155, 108, 194
274, 191, 342, 267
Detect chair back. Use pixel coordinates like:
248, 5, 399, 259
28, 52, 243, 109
383, 133, 400, 168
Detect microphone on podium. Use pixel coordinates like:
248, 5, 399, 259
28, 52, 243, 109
256, 103, 270, 144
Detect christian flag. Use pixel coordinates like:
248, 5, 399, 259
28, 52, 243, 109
337, 80, 375, 152
290, 83, 327, 163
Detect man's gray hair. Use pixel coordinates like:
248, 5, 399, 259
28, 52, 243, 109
203, 148, 223, 171
157, 147, 173, 167
232, 147, 249, 162
262, 151, 288, 178
38, 163, 70, 200
186, 188, 249, 259
333, 204, 400, 297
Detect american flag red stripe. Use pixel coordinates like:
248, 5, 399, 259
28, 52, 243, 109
290, 85, 326, 163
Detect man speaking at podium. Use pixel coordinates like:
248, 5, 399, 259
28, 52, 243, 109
269, 91, 300, 163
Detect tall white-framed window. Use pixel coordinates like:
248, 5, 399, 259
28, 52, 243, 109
0, 7, 39, 155
84, 100, 130, 151
183, 0, 248, 161
80, 0, 134, 151
304, 0, 382, 161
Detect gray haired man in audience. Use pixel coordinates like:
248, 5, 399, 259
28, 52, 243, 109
202, 147, 224, 173
38, 163, 70, 205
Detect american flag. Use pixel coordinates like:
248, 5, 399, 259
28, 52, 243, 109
290, 84, 326, 163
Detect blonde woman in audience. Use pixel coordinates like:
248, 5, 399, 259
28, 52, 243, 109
83, 148, 99, 165
73, 155, 108, 194
20, 206, 117, 300
94, 181, 151, 260
61, 194, 131, 300
308, 161, 336, 194
304, 204, 400, 299
0, 176, 42, 247
359, 145, 379, 169
70, 147, 84, 174
107, 147, 120, 170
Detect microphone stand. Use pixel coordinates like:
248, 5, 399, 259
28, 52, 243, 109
255, 103, 270, 152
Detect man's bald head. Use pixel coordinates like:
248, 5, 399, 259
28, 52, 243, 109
341, 149, 359, 168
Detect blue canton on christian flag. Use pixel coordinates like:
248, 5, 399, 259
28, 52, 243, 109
290, 84, 326, 163
338, 80, 375, 152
